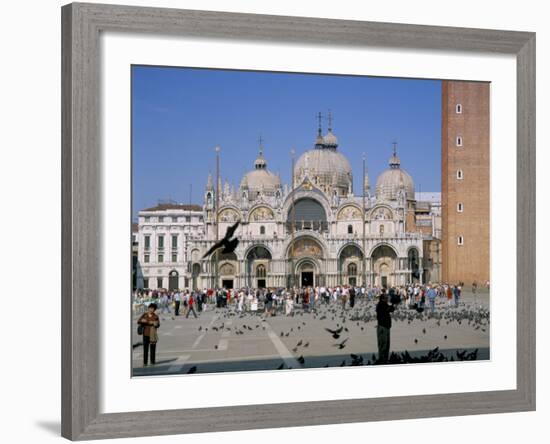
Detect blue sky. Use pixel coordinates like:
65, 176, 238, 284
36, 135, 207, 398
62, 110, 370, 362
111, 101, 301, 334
132, 66, 441, 219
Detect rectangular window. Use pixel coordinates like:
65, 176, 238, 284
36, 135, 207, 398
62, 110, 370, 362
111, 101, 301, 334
456, 104, 462, 114
159, 216, 164, 223
185, 216, 191, 223
457, 236, 464, 246
172, 253, 177, 263
456, 136, 463, 147
158, 235, 164, 249
144, 216, 150, 222
144, 235, 150, 250
457, 202, 464, 212
157, 277, 163, 289
158, 254, 164, 263
171, 234, 178, 249
143, 278, 149, 289
144, 254, 150, 263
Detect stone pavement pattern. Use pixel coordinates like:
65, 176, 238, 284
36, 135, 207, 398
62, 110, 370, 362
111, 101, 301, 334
133, 290, 490, 376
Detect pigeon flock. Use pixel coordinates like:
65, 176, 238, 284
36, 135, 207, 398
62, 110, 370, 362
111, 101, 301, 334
160, 298, 489, 374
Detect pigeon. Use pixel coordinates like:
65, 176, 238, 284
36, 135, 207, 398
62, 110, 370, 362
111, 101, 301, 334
296, 340, 303, 347
334, 338, 349, 349
277, 363, 285, 370
202, 221, 240, 258
414, 338, 418, 344
297, 355, 305, 364
325, 326, 343, 339
304, 342, 309, 348
214, 345, 218, 350
187, 366, 197, 374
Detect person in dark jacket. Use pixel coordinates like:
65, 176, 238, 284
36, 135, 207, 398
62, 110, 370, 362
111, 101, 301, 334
349, 286, 356, 308
376, 290, 395, 364
137, 303, 160, 366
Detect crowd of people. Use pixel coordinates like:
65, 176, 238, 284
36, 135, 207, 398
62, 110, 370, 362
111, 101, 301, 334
133, 282, 478, 318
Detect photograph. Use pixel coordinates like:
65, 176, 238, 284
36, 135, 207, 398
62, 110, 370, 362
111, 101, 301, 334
131, 66, 490, 376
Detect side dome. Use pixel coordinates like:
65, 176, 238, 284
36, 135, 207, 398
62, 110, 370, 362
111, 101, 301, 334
375, 148, 415, 201
240, 143, 281, 196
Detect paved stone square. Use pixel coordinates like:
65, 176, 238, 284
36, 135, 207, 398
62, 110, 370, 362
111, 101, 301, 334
132, 290, 490, 376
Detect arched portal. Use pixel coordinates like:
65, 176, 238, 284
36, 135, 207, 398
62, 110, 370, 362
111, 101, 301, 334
338, 243, 363, 286
371, 244, 398, 288
296, 259, 318, 288
168, 270, 179, 291
246, 246, 272, 288
211, 251, 238, 289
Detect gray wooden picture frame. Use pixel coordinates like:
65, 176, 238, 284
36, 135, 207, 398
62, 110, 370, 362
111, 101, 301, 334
61, 2, 536, 440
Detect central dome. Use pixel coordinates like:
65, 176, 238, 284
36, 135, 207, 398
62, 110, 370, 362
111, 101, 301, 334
294, 120, 352, 194
294, 149, 352, 191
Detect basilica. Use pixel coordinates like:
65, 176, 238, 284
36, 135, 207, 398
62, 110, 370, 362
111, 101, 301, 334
135, 119, 441, 291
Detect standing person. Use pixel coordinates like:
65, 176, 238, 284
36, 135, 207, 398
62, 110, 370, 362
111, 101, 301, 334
137, 303, 160, 367
349, 285, 356, 308
375, 290, 395, 364
160, 291, 170, 314
453, 285, 461, 307
237, 289, 244, 313
472, 281, 478, 306
186, 292, 198, 318
427, 285, 437, 313
341, 286, 348, 310
445, 284, 452, 307
174, 290, 181, 316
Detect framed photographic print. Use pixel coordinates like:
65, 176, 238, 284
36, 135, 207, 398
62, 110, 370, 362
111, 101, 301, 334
61, 2, 535, 440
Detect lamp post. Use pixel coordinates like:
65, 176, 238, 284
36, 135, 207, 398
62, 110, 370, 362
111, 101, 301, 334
215, 145, 220, 290
362, 153, 367, 289
290, 148, 296, 290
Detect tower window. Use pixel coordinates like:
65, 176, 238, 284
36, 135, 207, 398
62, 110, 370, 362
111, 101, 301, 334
456, 136, 463, 147
456, 104, 463, 114
260, 225, 265, 235
457, 202, 464, 212
347, 224, 353, 234
456, 169, 464, 180
457, 236, 464, 246
379, 225, 384, 235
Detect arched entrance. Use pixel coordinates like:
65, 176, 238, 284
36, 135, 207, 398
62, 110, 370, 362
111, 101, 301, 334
296, 259, 318, 287
168, 270, 179, 291
338, 243, 364, 286
246, 245, 272, 288
371, 244, 398, 288
287, 236, 325, 287
211, 251, 238, 289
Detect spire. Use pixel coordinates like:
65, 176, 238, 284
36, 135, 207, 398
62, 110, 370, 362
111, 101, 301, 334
315, 111, 325, 149
254, 136, 267, 169
389, 140, 401, 169
323, 110, 338, 149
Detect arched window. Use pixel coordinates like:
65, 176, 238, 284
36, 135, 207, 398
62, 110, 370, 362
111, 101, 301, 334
348, 262, 357, 276
347, 224, 353, 234
379, 225, 385, 235
256, 264, 266, 278
260, 225, 265, 235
